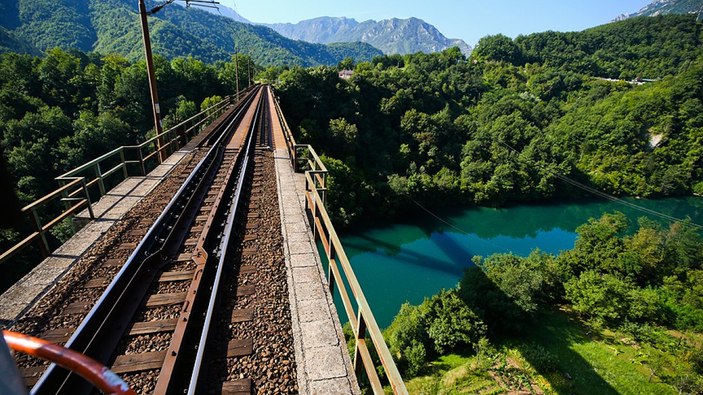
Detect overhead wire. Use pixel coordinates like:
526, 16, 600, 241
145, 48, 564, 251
495, 140, 702, 228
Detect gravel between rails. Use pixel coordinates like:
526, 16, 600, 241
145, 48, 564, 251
203, 150, 298, 394
5, 150, 205, 371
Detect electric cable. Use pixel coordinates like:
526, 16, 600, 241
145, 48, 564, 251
495, 140, 702, 228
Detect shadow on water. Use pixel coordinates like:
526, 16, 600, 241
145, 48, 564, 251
338, 228, 620, 393
430, 229, 618, 394
343, 233, 470, 277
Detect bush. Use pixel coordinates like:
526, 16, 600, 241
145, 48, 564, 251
425, 290, 487, 354
404, 340, 427, 376
385, 290, 487, 377
564, 271, 631, 325
385, 302, 429, 374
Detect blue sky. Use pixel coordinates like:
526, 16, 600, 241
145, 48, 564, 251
219, 0, 653, 45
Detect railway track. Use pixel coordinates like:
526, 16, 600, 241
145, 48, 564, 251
9, 85, 300, 394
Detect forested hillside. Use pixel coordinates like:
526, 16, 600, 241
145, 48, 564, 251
0, 0, 382, 66
0, 47, 262, 289
274, 14, 703, 226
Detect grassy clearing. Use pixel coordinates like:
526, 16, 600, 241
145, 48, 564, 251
402, 308, 697, 394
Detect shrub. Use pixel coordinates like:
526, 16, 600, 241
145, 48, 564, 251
425, 290, 487, 354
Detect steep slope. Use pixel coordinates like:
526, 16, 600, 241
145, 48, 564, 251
0, 26, 40, 55
193, 2, 251, 24
0, 0, 382, 65
14, 0, 97, 52
615, 0, 703, 20
266, 16, 472, 56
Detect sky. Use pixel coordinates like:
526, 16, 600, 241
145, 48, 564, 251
218, 0, 653, 45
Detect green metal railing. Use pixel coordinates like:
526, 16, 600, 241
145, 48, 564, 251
0, 95, 235, 266
271, 93, 408, 395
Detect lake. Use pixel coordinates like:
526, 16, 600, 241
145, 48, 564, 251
336, 197, 703, 328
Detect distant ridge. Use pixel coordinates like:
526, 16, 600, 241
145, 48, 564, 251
614, 0, 703, 20
0, 0, 382, 66
264, 16, 472, 56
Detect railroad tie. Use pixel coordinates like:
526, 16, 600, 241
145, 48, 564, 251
20, 366, 47, 387
111, 351, 167, 374
239, 265, 256, 275
85, 277, 110, 288
41, 327, 75, 343
236, 285, 256, 297
226, 338, 253, 358
221, 379, 252, 395
158, 270, 195, 282
145, 292, 187, 307
103, 258, 123, 267
231, 308, 254, 323
128, 319, 178, 336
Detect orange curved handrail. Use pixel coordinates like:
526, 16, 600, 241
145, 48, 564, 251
2, 330, 136, 395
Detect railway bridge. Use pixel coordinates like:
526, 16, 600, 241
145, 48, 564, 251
0, 85, 407, 395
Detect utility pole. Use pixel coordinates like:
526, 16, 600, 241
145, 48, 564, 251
138, 0, 166, 162
234, 47, 240, 100
248, 57, 252, 87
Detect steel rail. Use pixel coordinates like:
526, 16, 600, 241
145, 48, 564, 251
186, 87, 265, 395
153, 88, 264, 393
31, 87, 262, 395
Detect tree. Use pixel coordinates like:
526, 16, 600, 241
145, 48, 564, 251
472, 34, 523, 64
564, 271, 631, 325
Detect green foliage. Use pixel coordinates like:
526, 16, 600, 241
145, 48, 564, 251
385, 290, 487, 377
472, 34, 522, 64
565, 271, 632, 325
0, 47, 243, 204
425, 290, 487, 354
459, 251, 558, 334
385, 302, 429, 376
276, 15, 703, 228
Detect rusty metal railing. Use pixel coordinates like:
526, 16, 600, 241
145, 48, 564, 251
0, 178, 94, 264
55, 96, 233, 199
0, 95, 236, 266
271, 94, 408, 394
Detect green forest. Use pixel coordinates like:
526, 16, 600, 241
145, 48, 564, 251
269, 14, 703, 394
274, 14, 703, 227
0, 47, 257, 290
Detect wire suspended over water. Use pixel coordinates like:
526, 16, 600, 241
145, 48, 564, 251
495, 141, 703, 229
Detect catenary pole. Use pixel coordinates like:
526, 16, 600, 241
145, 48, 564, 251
138, 0, 166, 162
234, 46, 240, 100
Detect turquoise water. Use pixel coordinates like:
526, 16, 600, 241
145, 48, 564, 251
337, 197, 703, 328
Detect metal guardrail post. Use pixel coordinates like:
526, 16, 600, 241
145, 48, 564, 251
353, 313, 367, 373
95, 163, 106, 197
30, 208, 50, 258
119, 149, 128, 179
82, 178, 95, 220
138, 147, 146, 176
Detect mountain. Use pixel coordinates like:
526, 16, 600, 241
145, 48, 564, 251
614, 0, 703, 20
0, 0, 382, 66
265, 17, 472, 56
183, 2, 251, 24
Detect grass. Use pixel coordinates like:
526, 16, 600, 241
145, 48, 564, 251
403, 308, 695, 394
405, 354, 501, 395
513, 308, 678, 395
